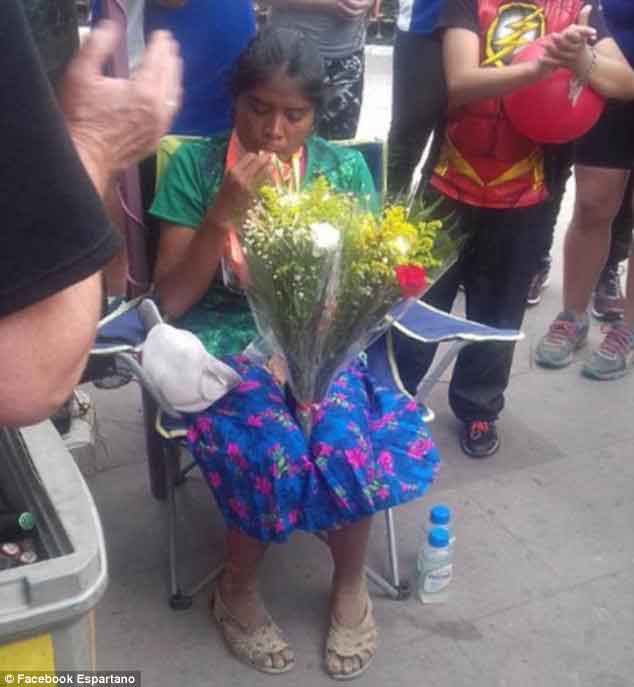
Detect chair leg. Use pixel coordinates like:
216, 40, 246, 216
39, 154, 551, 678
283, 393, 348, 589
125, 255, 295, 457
384, 509, 405, 591
161, 441, 221, 609
365, 509, 410, 599
141, 388, 192, 609
164, 440, 193, 610
357, 509, 410, 600
142, 388, 182, 500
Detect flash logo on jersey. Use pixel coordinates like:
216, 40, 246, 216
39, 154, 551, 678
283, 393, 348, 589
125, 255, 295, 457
483, 3, 545, 66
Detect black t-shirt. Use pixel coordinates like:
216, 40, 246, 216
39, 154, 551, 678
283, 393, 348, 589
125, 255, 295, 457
22, 0, 80, 88
0, 1, 120, 318
437, 0, 609, 42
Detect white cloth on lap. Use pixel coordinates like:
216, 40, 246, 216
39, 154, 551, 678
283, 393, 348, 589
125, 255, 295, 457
142, 323, 242, 413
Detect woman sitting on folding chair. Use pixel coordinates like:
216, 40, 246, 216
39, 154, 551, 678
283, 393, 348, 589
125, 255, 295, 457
150, 27, 438, 680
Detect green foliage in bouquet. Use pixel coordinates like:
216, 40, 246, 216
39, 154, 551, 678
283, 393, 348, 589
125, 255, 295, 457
242, 178, 351, 402
406, 193, 463, 284
240, 176, 455, 429
318, 202, 442, 398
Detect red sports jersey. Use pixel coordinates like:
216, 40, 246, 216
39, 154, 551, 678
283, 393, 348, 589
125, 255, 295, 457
432, 0, 584, 208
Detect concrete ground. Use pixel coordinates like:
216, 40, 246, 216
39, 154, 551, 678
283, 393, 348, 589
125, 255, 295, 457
83, 47, 634, 687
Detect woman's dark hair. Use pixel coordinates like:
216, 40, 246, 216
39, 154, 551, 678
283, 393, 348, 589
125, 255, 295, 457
230, 26, 326, 112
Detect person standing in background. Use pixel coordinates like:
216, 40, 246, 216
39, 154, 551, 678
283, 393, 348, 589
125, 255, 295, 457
398, 0, 634, 458
535, 0, 634, 379
264, 0, 374, 140
526, 0, 634, 316
387, 0, 446, 197
144, 0, 256, 136
88, 0, 256, 295
93, 0, 257, 136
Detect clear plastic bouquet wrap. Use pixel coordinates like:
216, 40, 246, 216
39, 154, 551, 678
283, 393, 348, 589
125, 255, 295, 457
237, 176, 460, 435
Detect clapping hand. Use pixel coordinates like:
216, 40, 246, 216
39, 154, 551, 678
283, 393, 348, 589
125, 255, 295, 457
540, 5, 597, 77
61, 21, 182, 187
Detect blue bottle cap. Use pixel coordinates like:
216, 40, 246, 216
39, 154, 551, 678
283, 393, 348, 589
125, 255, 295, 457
430, 505, 451, 525
428, 527, 449, 548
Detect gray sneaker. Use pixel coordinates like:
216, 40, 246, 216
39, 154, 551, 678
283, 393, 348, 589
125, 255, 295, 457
582, 322, 634, 380
535, 310, 590, 368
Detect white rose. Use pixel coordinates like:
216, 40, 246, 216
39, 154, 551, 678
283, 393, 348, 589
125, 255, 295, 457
390, 236, 411, 256
310, 222, 340, 253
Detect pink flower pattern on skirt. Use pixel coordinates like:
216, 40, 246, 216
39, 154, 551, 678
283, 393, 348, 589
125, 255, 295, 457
186, 357, 439, 542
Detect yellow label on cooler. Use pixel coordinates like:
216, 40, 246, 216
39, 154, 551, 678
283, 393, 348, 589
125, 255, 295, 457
0, 633, 55, 671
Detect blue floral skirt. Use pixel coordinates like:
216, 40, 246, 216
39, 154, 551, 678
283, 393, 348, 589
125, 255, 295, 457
185, 355, 439, 543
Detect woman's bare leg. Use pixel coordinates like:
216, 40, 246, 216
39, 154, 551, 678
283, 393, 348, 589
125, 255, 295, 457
217, 528, 294, 671
328, 517, 373, 625
219, 527, 268, 628
326, 517, 376, 677
563, 166, 629, 315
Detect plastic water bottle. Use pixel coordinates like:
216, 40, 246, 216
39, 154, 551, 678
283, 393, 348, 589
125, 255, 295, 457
428, 504, 455, 551
417, 527, 453, 603
417, 505, 454, 574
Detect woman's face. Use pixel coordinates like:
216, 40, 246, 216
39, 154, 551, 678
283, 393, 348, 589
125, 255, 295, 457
234, 69, 316, 161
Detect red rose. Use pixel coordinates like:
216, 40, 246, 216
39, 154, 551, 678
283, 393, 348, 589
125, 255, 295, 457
395, 265, 427, 298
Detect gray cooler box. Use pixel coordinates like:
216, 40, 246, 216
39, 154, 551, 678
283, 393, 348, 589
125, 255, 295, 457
0, 423, 107, 671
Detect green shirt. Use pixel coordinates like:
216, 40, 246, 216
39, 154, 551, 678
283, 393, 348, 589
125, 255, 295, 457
150, 132, 378, 356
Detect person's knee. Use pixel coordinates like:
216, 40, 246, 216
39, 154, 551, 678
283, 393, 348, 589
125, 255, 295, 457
572, 168, 628, 232
572, 191, 621, 233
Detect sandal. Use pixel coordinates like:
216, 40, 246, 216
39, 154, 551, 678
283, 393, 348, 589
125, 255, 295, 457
210, 588, 295, 674
325, 592, 378, 680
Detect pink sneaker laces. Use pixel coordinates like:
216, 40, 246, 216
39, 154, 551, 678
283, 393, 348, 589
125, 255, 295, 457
545, 319, 580, 346
598, 325, 634, 359
469, 421, 490, 439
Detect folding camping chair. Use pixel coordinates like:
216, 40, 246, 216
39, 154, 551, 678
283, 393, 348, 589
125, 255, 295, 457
90, 297, 523, 607
87, 132, 523, 608
89, 297, 523, 609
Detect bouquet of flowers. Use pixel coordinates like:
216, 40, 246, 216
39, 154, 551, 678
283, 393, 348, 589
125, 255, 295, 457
238, 174, 460, 435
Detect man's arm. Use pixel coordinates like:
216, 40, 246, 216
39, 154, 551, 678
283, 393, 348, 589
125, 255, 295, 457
0, 276, 102, 427
0, 5, 181, 427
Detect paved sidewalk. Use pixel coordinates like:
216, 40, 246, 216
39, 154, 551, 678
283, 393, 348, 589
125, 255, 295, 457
84, 47, 634, 687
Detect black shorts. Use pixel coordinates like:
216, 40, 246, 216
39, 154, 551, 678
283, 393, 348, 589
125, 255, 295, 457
574, 100, 634, 170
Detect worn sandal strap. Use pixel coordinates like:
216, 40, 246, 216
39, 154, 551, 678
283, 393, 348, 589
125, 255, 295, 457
327, 597, 378, 659
211, 590, 293, 667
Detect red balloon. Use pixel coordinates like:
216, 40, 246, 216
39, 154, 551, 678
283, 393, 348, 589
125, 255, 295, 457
503, 38, 605, 144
